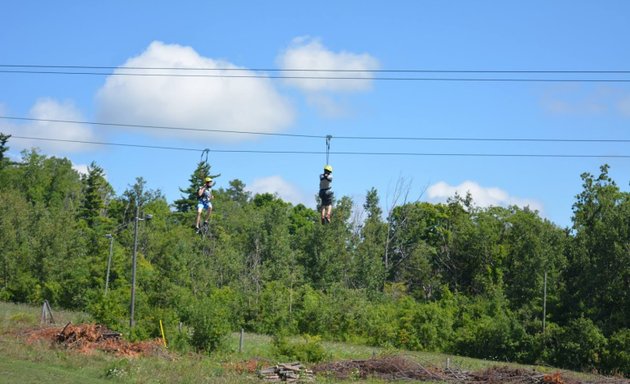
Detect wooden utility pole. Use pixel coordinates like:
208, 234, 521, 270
542, 270, 547, 334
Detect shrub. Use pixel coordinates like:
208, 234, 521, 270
548, 317, 607, 372
189, 295, 231, 353
272, 334, 330, 363
602, 328, 630, 377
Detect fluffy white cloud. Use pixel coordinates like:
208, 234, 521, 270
96, 41, 294, 142
277, 37, 380, 93
0, 99, 95, 153
540, 86, 630, 116
72, 163, 90, 176
427, 180, 544, 212
246, 175, 311, 207
618, 96, 630, 116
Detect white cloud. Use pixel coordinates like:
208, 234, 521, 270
305, 94, 351, 118
277, 37, 380, 93
540, 86, 630, 117
72, 163, 90, 176
0, 99, 95, 153
246, 175, 312, 207
96, 41, 294, 142
617, 96, 630, 117
427, 180, 544, 212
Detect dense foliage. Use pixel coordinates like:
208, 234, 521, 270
0, 136, 628, 376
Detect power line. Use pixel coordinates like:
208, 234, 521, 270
9, 135, 630, 159
0, 116, 321, 139
1, 67, 630, 82
2, 64, 630, 74
3, 116, 630, 144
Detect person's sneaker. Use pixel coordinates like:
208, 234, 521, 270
203, 220, 209, 226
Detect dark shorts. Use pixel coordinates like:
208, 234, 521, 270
319, 189, 334, 206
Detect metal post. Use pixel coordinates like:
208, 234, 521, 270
542, 270, 547, 334
105, 234, 113, 295
130, 205, 139, 329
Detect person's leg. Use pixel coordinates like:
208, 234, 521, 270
325, 205, 332, 222
196, 202, 203, 228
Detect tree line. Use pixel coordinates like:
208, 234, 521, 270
0, 133, 628, 376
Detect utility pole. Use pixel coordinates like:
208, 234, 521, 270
130, 204, 139, 329
129, 205, 152, 329
105, 234, 114, 295
543, 270, 548, 334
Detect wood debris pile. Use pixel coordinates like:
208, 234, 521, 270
313, 355, 446, 381
56, 322, 121, 344
258, 362, 314, 382
312, 356, 628, 383
24, 322, 167, 358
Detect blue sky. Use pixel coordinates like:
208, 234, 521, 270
2, 1, 630, 228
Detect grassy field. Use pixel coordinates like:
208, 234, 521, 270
0, 301, 616, 384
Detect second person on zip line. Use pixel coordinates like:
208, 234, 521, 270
319, 164, 333, 224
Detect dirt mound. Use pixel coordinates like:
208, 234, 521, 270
24, 322, 167, 358
312, 355, 629, 384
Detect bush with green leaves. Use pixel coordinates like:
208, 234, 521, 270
602, 328, 630, 377
450, 293, 528, 361
188, 294, 232, 353
272, 334, 330, 363
548, 317, 607, 372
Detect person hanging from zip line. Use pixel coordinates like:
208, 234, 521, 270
319, 165, 334, 224
195, 176, 215, 232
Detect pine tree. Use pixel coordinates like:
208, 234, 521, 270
80, 161, 114, 228
0, 133, 10, 168
173, 161, 220, 212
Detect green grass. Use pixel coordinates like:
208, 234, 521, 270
0, 301, 618, 384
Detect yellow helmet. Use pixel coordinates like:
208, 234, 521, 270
204, 176, 212, 183
324, 165, 333, 173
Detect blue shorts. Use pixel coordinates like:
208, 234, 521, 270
197, 200, 212, 211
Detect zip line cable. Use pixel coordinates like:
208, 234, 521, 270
2, 68, 630, 82
2, 64, 630, 74
3, 116, 630, 144
0, 116, 321, 139
1, 64, 630, 82
8, 135, 630, 159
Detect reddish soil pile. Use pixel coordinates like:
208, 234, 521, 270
23, 322, 167, 358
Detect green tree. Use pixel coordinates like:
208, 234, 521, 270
503, 207, 567, 327
173, 161, 219, 212
353, 188, 387, 296
225, 179, 250, 205
0, 133, 11, 168
563, 165, 630, 333
80, 161, 114, 229
548, 317, 607, 372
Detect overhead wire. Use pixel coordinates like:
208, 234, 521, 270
2, 116, 630, 144
1, 64, 630, 82
2, 65, 629, 157
7, 135, 630, 159
2, 64, 630, 74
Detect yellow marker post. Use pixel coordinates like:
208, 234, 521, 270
159, 319, 167, 348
